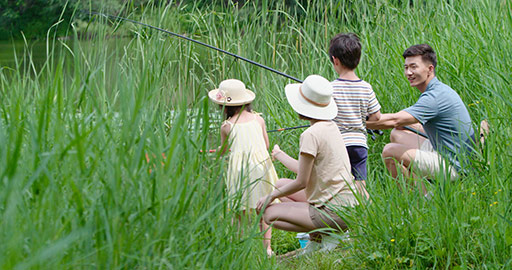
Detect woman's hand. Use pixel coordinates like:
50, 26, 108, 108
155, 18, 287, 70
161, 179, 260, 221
271, 144, 299, 173
271, 144, 282, 161
256, 194, 274, 213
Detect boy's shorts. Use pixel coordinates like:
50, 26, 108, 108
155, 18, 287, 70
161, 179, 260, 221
413, 140, 459, 180
346, 146, 368, 180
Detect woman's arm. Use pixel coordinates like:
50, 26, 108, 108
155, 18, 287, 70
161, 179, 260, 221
256, 152, 314, 211
272, 145, 299, 173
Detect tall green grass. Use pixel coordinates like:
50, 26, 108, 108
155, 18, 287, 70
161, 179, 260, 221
0, 0, 511, 269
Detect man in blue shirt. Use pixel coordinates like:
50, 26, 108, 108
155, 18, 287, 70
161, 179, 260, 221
367, 44, 475, 191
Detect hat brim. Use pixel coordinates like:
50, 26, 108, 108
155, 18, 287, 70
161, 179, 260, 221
285, 83, 337, 120
208, 89, 256, 106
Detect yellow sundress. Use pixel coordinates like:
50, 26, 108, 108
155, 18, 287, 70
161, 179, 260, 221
225, 114, 278, 210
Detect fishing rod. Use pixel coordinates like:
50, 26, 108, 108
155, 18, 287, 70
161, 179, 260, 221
268, 125, 310, 133
270, 124, 426, 140
85, 11, 302, 83
85, 11, 400, 141
197, 124, 381, 153
194, 124, 426, 153
158, 124, 423, 156
403, 126, 428, 138
268, 125, 425, 139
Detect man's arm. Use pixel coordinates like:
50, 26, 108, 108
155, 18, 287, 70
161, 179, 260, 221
366, 110, 419, 130
367, 111, 381, 121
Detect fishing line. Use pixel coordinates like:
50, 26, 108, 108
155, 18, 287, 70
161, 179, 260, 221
84, 11, 303, 83
84, 11, 424, 140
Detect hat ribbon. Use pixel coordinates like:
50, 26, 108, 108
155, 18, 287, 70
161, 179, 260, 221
299, 86, 329, 107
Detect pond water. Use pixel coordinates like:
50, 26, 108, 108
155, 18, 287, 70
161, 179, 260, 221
0, 38, 129, 74
0, 39, 49, 69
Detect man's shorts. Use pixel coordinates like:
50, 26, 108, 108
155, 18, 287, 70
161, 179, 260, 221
413, 140, 459, 180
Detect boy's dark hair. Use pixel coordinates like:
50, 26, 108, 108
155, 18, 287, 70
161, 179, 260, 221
328, 33, 361, 70
222, 103, 252, 119
402, 44, 437, 69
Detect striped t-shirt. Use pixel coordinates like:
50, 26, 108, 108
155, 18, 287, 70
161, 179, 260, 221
331, 78, 381, 148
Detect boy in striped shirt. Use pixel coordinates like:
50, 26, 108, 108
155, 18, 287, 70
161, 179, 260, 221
328, 33, 382, 196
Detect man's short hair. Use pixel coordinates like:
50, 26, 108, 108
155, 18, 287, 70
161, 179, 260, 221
328, 33, 361, 70
402, 44, 437, 69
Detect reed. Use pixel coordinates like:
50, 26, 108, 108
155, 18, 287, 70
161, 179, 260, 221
0, 0, 510, 268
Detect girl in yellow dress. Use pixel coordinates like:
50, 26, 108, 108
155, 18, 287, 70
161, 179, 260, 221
209, 79, 278, 256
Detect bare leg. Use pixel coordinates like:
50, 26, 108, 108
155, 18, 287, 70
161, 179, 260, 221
234, 210, 247, 236
260, 219, 273, 256
384, 128, 426, 178
274, 178, 307, 202
238, 209, 274, 256
263, 202, 316, 232
382, 143, 416, 176
389, 128, 427, 147
406, 123, 425, 133
381, 142, 426, 194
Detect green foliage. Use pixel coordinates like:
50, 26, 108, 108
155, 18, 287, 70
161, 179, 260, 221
0, 0, 68, 39
0, 0, 161, 40
0, 0, 511, 268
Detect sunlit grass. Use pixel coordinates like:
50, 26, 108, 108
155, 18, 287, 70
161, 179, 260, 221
0, 0, 511, 269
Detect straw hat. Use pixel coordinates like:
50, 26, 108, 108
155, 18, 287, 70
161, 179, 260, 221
285, 74, 337, 120
208, 79, 255, 106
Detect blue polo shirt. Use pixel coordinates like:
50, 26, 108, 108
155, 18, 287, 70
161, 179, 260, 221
404, 77, 475, 171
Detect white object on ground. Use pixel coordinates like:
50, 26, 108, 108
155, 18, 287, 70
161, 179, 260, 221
296, 240, 321, 257
320, 234, 340, 252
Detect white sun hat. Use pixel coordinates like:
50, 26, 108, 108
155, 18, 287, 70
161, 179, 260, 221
208, 79, 255, 106
285, 74, 337, 120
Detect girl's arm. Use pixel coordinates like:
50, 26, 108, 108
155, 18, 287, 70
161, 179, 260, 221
256, 152, 314, 211
219, 122, 230, 155
272, 145, 299, 173
256, 115, 270, 149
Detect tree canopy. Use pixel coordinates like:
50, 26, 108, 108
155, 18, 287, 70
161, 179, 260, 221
0, 0, 157, 40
